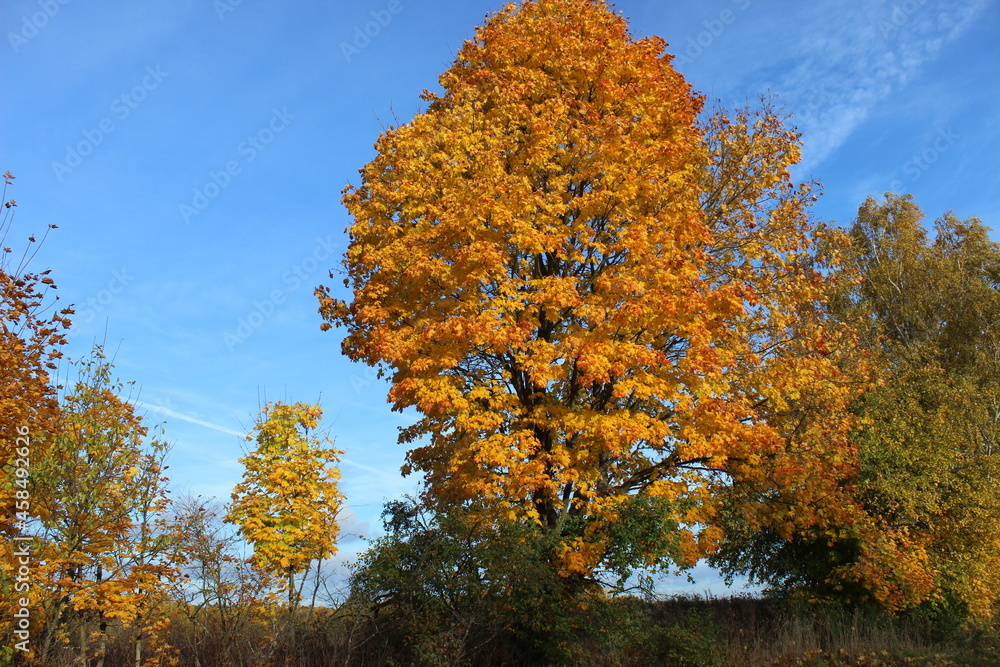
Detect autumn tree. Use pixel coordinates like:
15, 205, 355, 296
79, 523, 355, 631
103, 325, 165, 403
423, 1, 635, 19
319, 0, 859, 581
0, 172, 70, 532
849, 195, 999, 614
850, 197, 1000, 618
22, 348, 175, 665
0, 171, 72, 663
226, 402, 344, 612
714, 193, 1000, 617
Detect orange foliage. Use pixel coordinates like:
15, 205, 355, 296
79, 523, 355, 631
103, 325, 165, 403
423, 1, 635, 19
0, 172, 73, 661
0, 171, 71, 532
319, 0, 862, 578
24, 351, 175, 663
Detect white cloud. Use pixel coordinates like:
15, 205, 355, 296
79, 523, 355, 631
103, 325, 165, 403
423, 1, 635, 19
773, 0, 991, 171
340, 456, 397, 478
138, 401, 245, 437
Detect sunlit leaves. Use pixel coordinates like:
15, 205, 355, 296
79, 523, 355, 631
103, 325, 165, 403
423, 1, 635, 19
0, 174, 75, 661
845, 194, 1000, 616
24, 349, 175, 662
226, 402, 344, 606
0, 173, 71, 537
320, 0, 856, 579
715, 193, 1000, 616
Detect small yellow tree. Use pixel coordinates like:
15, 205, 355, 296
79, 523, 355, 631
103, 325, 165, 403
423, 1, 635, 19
226, 402, 344, 610
28, 348, 175, 665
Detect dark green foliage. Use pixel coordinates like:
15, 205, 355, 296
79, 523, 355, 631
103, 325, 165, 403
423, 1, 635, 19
600, 494, 694, 588
710, 522, 867, 605
348, 497, 580, 664
346, 499, 732, 665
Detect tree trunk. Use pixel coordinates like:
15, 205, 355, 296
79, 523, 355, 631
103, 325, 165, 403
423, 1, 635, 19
77, 624, 88, 666
134, 627, 143, 667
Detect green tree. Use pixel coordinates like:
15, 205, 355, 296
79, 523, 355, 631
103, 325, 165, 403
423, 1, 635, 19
714, 193, 1000, 617
848, 194, 1000, 617
349, 497, 576, 664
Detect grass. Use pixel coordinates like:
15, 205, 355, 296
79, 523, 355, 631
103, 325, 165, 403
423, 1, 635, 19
23, 594, 999, 666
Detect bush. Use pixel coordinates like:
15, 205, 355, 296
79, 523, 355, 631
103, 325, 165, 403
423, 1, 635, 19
347, 497, 582, 665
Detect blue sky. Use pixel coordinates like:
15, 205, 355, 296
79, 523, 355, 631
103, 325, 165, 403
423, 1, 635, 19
3, 0, 998, 593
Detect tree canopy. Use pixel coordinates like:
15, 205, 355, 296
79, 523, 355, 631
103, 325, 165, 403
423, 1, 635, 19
227, 402, 344, 608
319, 0, 860, 580
713, 193, 1000, 616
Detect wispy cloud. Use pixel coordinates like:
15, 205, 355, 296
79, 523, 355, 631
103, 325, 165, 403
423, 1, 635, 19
773, 0, 991, 171
137, 402, 245, 437
138, 401, 397, 480
341, 457, 396, 478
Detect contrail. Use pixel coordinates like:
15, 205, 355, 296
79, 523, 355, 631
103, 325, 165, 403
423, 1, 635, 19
340, 457, 395, 477
136, 402, 395, 478
137, 402, 245, 437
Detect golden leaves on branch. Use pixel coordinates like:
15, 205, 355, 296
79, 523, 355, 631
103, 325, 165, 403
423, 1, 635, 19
227, 402, 344, 605
320, 0, 859, 581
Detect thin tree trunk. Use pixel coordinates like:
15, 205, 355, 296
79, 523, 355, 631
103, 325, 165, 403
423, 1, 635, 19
95, 619, 106, 667
134, 630, 143, 667
78, 624, 88, 666
308, 557, 322, 622
93, 563, 105, 667
287, 566, 297, 651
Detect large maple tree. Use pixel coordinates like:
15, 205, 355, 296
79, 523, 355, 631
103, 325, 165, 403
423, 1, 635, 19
319, 0, 859, 578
